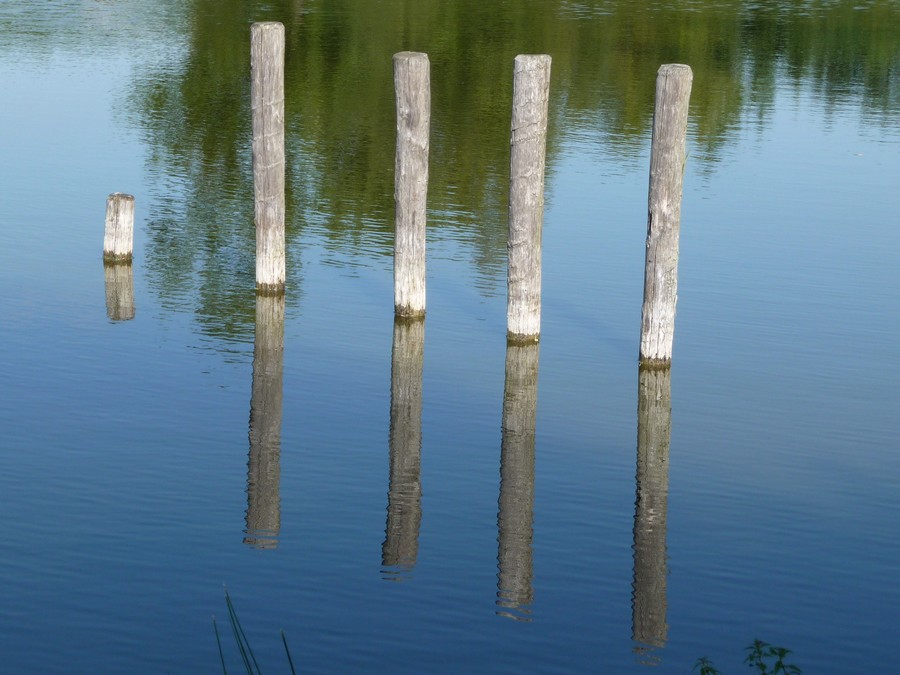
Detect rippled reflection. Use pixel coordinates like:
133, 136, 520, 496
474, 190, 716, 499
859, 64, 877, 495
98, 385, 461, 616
103, 262, 135, 322
496, 342, 539, 621
382, 317, 425, 578
631, 366, 672, 664
244, 294, 285, 548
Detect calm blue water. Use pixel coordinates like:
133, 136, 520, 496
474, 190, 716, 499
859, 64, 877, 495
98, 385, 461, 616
1, 2, 899, 673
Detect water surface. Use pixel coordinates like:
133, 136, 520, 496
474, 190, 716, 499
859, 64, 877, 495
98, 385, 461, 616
1, 1, 898, 672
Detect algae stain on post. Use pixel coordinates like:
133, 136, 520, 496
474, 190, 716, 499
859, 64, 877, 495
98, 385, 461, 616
507, 54, 551, 343
251, 22, 286, 295
640, 64, 693, 365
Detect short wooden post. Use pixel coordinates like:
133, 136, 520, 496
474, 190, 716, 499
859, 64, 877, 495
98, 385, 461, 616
245, 294, 285, 549
632, 365, 671, 658
393, 52, 430, 318
103, 193, 134, 263
640, 64, 693, 365
251, 22, 286, 295
507, 55, 551, 343
103, 262, 135, 321
382, 317, 425, 576
496, 342, 539, 620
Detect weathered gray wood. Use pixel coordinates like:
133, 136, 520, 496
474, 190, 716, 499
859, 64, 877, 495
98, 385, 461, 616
393, 52, 430, 318
251, 22, 286, 295
640, 64, 693, 365
103, 193, 134, 263
244, 294, 285, 549
382, 317, 425, 575
507, 54, 551, 343
496, 342, 539, 620
632, 366, 671, 657
103, 262, 135, 321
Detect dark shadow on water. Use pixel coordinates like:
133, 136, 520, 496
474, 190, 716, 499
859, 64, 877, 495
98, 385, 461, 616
381, 317, 424, 579
496, 341, 539, 621
631, 365, 672, 665
244, 294, 285, 549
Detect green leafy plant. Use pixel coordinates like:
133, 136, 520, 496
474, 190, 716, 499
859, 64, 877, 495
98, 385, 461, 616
745, 639, 801, 674
694, 655, 722, 675
694, 640, 801, 674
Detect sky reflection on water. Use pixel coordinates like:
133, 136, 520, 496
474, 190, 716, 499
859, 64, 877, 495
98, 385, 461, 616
0, 1, 899, 673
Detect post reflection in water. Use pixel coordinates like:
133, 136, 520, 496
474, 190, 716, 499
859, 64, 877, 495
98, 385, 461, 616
631, 365, 672, 664
496, 342, 539, 621
381, 317, 424, 579
103, 262, 135, 321
244, 294, 285, 549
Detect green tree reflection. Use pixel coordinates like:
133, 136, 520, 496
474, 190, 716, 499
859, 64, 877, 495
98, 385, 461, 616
131, 0, 900, 342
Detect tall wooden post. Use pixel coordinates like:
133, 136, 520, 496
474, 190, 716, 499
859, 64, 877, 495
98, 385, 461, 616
382, 317, 425, 577
507, 54, 551, 343
640, 64, 693, 365
393, 52, 430, 318
103, 193, 134, 263
632, 365, 671, 662
496, 342, 539, 620
251, 22, 286, 295
244, 294, 285, 549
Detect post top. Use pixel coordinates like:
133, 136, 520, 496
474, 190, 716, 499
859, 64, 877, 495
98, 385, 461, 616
251, 21, 285, 31
393, 51, 429, 61
658, 63, 693, 77
514, 54, 552, 64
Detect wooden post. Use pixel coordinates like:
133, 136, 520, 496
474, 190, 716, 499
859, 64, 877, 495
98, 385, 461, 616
640, 64, 693, 365
393, 52, 430, 318
496, 342, 539, 620
507, 55, 551, 343
103, 193, 134, 263
244, 294, 285, 549
251, 22, 286, 295
632, 365, 671, 661
382, 317, 425, 576
103, 262, 135, 321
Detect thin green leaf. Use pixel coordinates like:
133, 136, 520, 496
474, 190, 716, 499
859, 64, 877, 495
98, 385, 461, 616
281, 629, 297, 675
213, 615, 228, 675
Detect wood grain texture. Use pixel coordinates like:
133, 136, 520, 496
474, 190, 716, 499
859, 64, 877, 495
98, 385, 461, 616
393, 52, 430, 317
103, 193, 134, 262
640, 64, 693, 364
507, 55, 551, 342
251, 22, 286, 294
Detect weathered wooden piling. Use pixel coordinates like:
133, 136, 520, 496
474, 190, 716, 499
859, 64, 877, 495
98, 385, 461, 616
640, 64, 693, 365
244, 294, 285, 549
632, 365, 671, 659
103, 193, 134, 263
496, 342, 539, 620
507, 54, 551, 343
393, 52, 430, 318
251, 22, 286, 295
103, 262, 135, 321
382, 317, 425, 575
